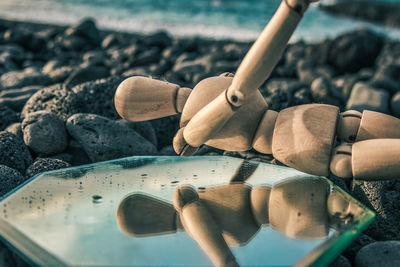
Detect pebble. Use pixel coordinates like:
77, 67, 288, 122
0, 131, 32, 174
64, 66, 109, 88
64, 18, 101, 47
327, 29, 383, 73
0, 164, 25, 197
311, 77, 344, 108
66, 113, 158, 162
21, 83, 77, 121
391, 92, 400, 117
0, 67, 51, 89
116, 119, 158, 147
5, 122, 22, 139
0, 103, 19, 131
355, 241, 400, 267
21, 111, 68, 155
346, 82, 389, 113
25, 158, 71, 177
328, 255, 351, 267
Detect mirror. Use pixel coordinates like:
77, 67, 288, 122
0, 156, 374, 266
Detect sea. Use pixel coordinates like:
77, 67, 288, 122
1, 0, 400, 42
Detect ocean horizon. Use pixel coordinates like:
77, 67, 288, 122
1, 0, 400, 42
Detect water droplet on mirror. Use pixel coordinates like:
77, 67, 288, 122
92, 195, 103, 204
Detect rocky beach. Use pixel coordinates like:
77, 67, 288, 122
0, 14, 400, 266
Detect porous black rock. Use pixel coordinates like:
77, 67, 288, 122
0, 85, 42, 111
150, 115, 180, 150
328, 255, 351, 267
355, 241, 400, 267
391, 91, 400, 117
327, 29, 384, 73
21, 111, 68, 155
352, 179, 400, 240
66, 113, 158, 162
21, 83, 77, 121
25, 158, 71, 177
0, 103, 19, 131
311, 77, 345, 108
5, 122, 22, 138
0, 164, 25, 197
71, 76, 123, 119
0, 131, 32, 174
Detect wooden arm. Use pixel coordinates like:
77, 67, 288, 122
183, 0, 308, 147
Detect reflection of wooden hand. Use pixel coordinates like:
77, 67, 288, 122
117, 176, 356, 267
114, 0, 400, 181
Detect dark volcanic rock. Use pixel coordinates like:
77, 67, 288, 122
64, 18, 101, 46
343, 233, 376, 263
355, 241, 400, 267
327, 29, 384, 73
25, 158, 71, 177
311, 77, 345, 108
71, 76, 123, 119
391, 92, 400, 117
116, 119, 158, 147
0, 67, 51, 89
0, 85, 41, 111
320, 2, 400, 28
328, 255, 351, 267
352, 179, 400, 240
346, 82, 389, 113
21, 83, 77, 121
0, 131, 32, 173
66, 113, 158, 162
21, 111, 68, 155
0, 103, 19, 131
140, 31, 172, 49
65, 66, 109, 88
150, 115, 180, 150
0, 164, 25, 197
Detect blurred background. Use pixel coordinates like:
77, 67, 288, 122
0, 0, 399, 41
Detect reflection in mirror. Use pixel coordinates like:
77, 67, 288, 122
117, 176, 355, 267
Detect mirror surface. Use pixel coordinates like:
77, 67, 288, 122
0, 156, 374, 266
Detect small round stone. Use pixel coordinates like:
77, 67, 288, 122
0, 165, 25, 197
25, 158, 71, 177
0, 131, 32, 174
355, 241, 400, 267
21, 111, 68, 155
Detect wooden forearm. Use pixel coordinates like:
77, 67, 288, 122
182, 0, 308, 147
173, 186, 239, 267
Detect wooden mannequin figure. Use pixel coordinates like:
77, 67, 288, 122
114, 0, 400, 181
117, 177, 357, 267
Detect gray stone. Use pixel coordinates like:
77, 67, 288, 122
64, 139, 91, 166
5, 123, 22, 139
65, 66, 109, 88
141, 31, 172, 49
0, 131, 32, 173
391, 91, 400, 117
0, 67, 51, 89
66, 113, 158, 162
0, 103, 19, 131
130, 47, 161, 67
343, 233, 376, 263
101, 34, 121, 49
327, 29, 383, 73
65, 18, 101, 46
82, 50, 105, 67
21, 83, 77, 121
355, 241, 400, 267
346, 82, 389, 113
21, 111, 68, 155
70, 76, 123, 119
333, 75, 360, 99
116, 119, 158, 147
25, 158, 71, 177
150, 115, 180, 150
0, 164, 25, 197
311, 77, 345, 107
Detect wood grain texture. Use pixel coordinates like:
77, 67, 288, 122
356, 110, 400, 141
272, 104, 339, 176
250, 185, 272, 226
352, 139, 400, 180
269, 177, 329, 239
181, 76, 267, 150
336, 110, 362, 142
226, 1, 302, 107
198, 184, 259, 246
114, 76, 183, 121
252, 110, 278, 154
